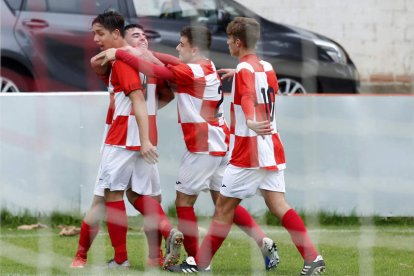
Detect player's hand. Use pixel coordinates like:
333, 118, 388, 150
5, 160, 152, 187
246, 119, 273, 136
217, 68, 235, 81
143, 51, 165, 66
140, 141, 159, 164
99, 48, 117, 66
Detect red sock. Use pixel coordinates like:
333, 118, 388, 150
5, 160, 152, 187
106, 201, 128, 264
282, 208, 318, 262
144, 224, 162, 259
133, 195, 172, 239
196, 220, 232, 269
233, 205, 266, 247
176, 206, 199, 257
76, 220, 99, 259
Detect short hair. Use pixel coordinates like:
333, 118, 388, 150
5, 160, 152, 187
92, 10, 125, 37
125, 23, 144, 32
226, 17, 260, 49
180, 25, 212, 51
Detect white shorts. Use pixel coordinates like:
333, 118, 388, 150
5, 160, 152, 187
176, 151, 228, 195
94, 145, 161, 197
220, 164, 286, 199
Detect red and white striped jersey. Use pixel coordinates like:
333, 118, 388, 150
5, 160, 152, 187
170, 59, 229, 156
103, 60, 158, 151
229, 54, 286, 170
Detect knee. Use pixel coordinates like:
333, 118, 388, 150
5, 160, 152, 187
126, 189, 138, 204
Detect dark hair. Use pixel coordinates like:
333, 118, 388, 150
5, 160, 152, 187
125, 23, 144, 32
226, 17, 260, 49
92, 10, 125, 37
180, 25, 212, 51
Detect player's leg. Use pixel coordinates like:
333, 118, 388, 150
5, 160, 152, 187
126, 189, 164, 268
169, 164, 249, 272
129, 157, 182, 268
260, 170, 325, 275
175, 191, 199, 257
210, 159, 279, 270
104, 190, 129, 267
209, 155, 267, 248
197, 195, 240, 270
210, 190, 279, 270
98, 146, 135, 268
71, 195, 105, 268
174, 151, 218, 258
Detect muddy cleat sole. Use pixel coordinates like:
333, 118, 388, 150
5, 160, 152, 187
163, 228, 183, 269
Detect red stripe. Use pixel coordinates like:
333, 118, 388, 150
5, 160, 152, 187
230, 136, 258, 167
272, 133, 286, 165
181, 122, 209, 152
106, 116, 128, 146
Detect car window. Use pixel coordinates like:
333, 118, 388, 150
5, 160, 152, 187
23, 0, 119, 14
47, 0, 119, 14
23, 0, 46, 11
219, 0, 245, 18
133, 0, 217, 21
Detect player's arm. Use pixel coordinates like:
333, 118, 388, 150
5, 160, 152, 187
119, 45, 165, 66
98, 48, 175, 81
157, 80, 174, 109
90, 52, 110, 77
152, 51, 182, 66
217, 68, 235, 81
116, 50, 174, 80
129, 90, 159, 163
237, 69, 273, 135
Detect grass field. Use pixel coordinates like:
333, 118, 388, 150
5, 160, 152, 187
1, 217, 414, 276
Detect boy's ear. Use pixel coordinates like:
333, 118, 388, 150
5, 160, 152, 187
112, 29, 121, 39
191, 46, 199, 56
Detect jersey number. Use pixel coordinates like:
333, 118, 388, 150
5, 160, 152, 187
260, 87, 275, 122
214, 85, 224, 118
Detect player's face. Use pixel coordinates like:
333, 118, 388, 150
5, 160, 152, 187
227, 35, 239, 57
92, 23, 116, 50
125, 27, 148, 49
176, 36, 194, 63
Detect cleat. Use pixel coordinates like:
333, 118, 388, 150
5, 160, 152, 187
107, 259, 130, 269
300, 255, 326, 276
261, 237, 280, 270
167, 256, 199, 273
163, 228, 183, 269
70, 256, 87, 268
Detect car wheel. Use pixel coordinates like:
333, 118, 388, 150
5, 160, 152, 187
0, 68, 30, 93
277, 78, 307, 95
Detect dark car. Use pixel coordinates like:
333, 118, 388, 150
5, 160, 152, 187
1, 0, 360, 94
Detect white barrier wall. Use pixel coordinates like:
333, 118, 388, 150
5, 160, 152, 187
1, 93, 413, 216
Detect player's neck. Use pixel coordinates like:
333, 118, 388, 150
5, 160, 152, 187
188, 54, 207, 63
113, 39, 128, 49
237, 48, 255, 60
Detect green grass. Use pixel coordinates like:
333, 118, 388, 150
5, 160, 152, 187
1, 217, 414, 275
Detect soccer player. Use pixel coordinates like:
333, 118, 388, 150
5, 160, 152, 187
120, 23, 182, 269
168, 17, 326, 275
99, 25, 280, 271
70, 14, 182, 269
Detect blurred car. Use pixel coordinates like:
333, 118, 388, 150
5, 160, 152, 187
1, 0, 360, 94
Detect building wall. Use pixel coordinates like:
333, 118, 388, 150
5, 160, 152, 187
236, 0, 414, 84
